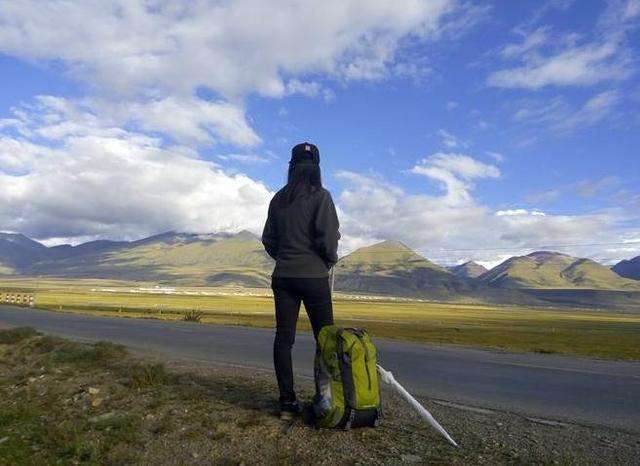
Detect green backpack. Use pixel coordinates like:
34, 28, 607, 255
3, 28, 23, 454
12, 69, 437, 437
313, 325, 381, 429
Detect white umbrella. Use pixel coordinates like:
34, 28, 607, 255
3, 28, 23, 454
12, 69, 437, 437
377, 364, 459, 447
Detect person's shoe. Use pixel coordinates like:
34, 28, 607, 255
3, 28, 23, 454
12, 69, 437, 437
279, 401, 303, 421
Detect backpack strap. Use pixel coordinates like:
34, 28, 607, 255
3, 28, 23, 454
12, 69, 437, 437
336, 328, 356, 409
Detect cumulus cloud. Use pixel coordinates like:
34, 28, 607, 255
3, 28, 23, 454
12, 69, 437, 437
335, 155, 638, 265
0, 0, 468, 99
0, 97, 272, 242
0, 0, 491, 246
107, 97, 261, 147
3, 95, 260, 148
410, 152, 499, 204
0, 0, 486, 186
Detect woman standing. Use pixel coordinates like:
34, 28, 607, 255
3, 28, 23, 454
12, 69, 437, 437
262, 142, 340, 420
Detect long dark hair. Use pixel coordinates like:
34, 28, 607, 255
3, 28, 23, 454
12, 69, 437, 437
278, 162, 322, 207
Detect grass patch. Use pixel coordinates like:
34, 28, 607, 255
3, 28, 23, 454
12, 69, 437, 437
0, 329, 638, 465
129, 363, 170, 389
0, 326, 39, 344
48, 339, 128, 368
183, 309, 204, 322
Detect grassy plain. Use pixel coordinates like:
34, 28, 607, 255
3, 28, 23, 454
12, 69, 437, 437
1, 328, 638, 464
1, 278, 639, 360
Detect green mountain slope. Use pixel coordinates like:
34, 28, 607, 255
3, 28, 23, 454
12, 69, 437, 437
334, 240, 469, 297
612, 256, 640, 280
480, 251, 640, 291
3, 231, 639, 308
28, 231, 274, 287
450, 261, 487, 279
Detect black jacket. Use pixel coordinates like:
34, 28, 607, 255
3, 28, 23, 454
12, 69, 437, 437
262, 187, 340, 278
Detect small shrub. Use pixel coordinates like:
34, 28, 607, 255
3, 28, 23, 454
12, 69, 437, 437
52, 340, 96, 364
129, 363, 169, 389
52, 340, 127, 367
0, 327, 39, 344
93, 341, 128, 361
183, 310, 204, 322
34, 335, 61, 353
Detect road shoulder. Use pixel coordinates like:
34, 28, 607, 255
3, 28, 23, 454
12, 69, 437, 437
1, 327, 638, 465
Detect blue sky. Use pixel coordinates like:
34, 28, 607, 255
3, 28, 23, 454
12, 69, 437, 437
0, 0, 638, 266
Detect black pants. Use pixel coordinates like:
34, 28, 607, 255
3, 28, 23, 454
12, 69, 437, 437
271, 276, 334, 403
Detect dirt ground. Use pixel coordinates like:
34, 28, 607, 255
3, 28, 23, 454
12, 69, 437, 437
0, 327, 638, 465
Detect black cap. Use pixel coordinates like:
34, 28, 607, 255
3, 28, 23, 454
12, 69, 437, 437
290, 142, 320, 165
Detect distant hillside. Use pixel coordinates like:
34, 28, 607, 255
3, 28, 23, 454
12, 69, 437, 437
612, 256, 640, 280
27, 231, 274, 287
2, 231, 640, 309
334, 240, 469, 298
0, 233, 49, 273
450, 261, 487, 279
479, 251, 640, 291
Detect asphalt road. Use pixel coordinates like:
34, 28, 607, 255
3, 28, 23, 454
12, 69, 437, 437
1, 305, 639, 432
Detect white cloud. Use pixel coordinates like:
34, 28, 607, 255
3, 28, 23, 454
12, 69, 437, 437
0, 0, 468, 99
334, 158, 638, 265
217, 153, 271, 165
496, 209, 546, 217
0, 97, 272, 241
336, 168, 492, 259
488, 41, 629, 89
437, 129, 465, 149
510, 91, 623, 137
500, 27, 549, 58
284, 80, 335, 101
110, 97, 261, 147
411, 152, 500, 205
575, 176, 620, 198
0, 0, 486, 167
416, 152, 500, 180
554, 90, 621, 133
524, 177, 622, 206
599, 0, 640, 28
485, 150, 504, 163
489, 1, 638, 90
1, 95, 260, 148
512, 96, 570, 124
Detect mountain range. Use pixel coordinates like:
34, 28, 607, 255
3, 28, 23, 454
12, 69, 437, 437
333, 240, 470, 300
0, 231, 273, 287
449, 261, 488, 279
612, 256, 640, 280
478, 251, 639, 291
1, 231, 639, 309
